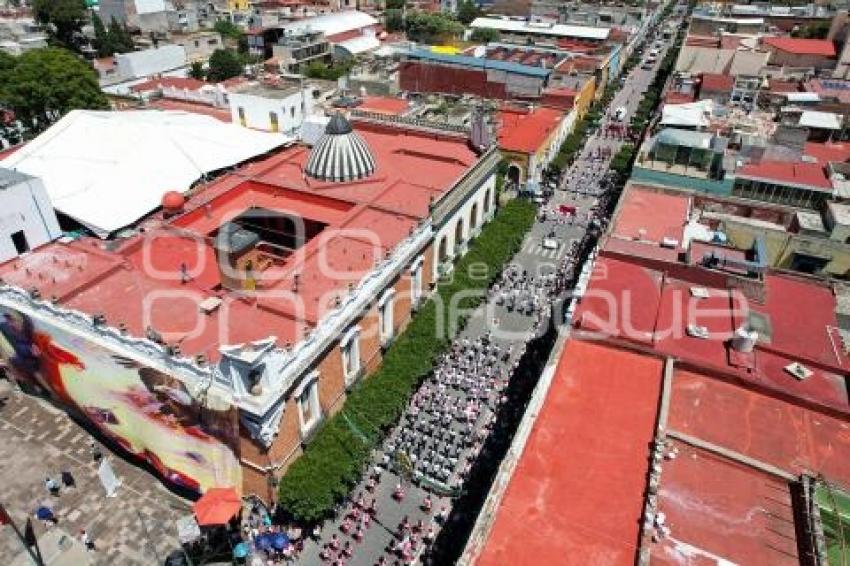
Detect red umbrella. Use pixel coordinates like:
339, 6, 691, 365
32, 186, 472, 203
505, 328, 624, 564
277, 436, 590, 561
192, 487, 242, 526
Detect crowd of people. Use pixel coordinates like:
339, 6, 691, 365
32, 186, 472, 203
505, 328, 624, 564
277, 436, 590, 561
386, 334, 510, 490
489, 265, 554, 317
309, 29, 667, 566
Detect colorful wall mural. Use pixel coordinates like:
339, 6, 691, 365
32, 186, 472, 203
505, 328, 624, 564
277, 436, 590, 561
0, 305, 241, 494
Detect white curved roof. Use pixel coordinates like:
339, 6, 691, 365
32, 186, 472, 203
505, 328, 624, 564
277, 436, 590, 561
336, 34, 381, 56
1, 110, 290, 238
282, 10, 378, 38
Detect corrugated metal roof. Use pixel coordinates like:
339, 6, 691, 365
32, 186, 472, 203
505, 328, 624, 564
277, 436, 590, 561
470, 17, 609, 40
800, 110, 842, 130
406, 48, 551, 78
281, 10, 378, 38
335, 34, 380, 55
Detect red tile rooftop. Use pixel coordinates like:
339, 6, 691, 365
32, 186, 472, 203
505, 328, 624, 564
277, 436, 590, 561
130, 77, 207, 93
806, 78, 850, 103
665, 91, 696, 104
804, 141, 850, 163
0, 121, 480, 358
736, 160, 833, 191
668, 368, 850, 488
685, 35, 720, 48
574, 253, 850, 414
762, 36, 837, 57
144, 99, 233, 122
543, 86, 577, 97
356, 96, 410, 116
651, 439, 799, 565
700, 72, 734, 92
719, 34, 749, 50
475, 340, 663, 566
497, 106, 564, 155
611, 186, 690, 245
769, 79, 801, 93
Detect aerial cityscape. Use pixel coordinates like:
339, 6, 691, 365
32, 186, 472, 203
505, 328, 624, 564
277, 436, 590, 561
0, 0, 848, 564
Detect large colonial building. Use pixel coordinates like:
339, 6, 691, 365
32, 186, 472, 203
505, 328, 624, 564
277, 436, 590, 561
0, 112, 499, 501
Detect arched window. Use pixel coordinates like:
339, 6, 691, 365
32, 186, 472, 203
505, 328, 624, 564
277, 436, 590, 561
454, 219, 464, 252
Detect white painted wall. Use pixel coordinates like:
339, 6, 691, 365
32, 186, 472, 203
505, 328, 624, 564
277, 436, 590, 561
432, 172, 497, 280
115, 45, 187, 80
229, 88, 315, 135
0, 171, 61, 263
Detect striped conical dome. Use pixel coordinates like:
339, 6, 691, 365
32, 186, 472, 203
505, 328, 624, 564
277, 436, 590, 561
305, 113, 376, 182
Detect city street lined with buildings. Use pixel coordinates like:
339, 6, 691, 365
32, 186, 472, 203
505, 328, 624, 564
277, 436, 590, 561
15, 0, 850, 565
294, 21, 673, 565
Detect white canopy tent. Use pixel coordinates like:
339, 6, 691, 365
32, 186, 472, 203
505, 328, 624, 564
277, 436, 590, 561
1, 110, 290, 238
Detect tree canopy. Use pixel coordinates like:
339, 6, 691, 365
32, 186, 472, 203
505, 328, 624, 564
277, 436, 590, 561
385, 9, 404, 33
304, 60, 353, 81
385, 0, 406, 8
0, 48, 109, 134
457, 0, 481, 25
92, 14, 134, 57
188, 61, 206, 81
404, 11, 463, 45
214, 20, 243, 40
470, 27, 499, 43
791, 21, 830, 39
31, 0, 88, 49
206, 49, 243, 82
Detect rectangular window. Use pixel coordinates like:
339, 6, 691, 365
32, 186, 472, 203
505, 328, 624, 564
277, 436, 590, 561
380, 301, 394, 343
341, 330, 361, 384
269, 111, 279, 133
299, 387, 313, 426
11, 230, 28, 255
411, 264, 422, 307
238, 107, 246, 127
296, 374, 320, 435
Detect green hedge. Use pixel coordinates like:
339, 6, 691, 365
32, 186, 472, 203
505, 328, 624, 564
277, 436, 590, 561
277, 199, 537, 523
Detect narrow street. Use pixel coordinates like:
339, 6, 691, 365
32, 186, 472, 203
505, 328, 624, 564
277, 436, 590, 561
298, 23, 676, 566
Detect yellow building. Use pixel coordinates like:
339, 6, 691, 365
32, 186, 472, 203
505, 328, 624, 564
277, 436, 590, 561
228, 0, 250, 10
497, 105, 570, 191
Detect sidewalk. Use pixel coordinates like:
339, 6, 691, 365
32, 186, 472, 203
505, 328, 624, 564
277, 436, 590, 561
0, 391, 191, 565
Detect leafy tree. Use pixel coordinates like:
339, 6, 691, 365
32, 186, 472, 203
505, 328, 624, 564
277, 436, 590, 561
188, 61, 206, 81
385, 9, 404, 33
457, 0, 481, 25
0, 48, 108, 133
405, 11, 463, 45
91, 13, 110, 57
277, 199, 537, 522
237, 33, 249, 55
31, 0, 87, 49
206, 48, 243, 82
92, 14, 133, 57
791, 21, 831, 39
214, 20, 243, 40
107, 17, 134, 53
385, 0, 406, 8
304, 61, 353, 81
470, 27, 499, 43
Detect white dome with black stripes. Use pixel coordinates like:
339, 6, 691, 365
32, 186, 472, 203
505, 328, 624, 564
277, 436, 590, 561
305, 113, 376, 182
